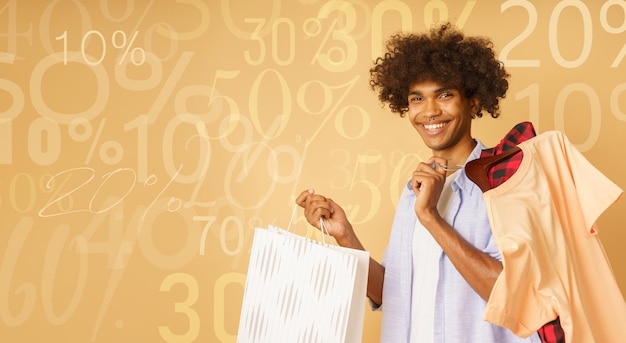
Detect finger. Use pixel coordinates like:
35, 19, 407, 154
412, 162, 437, 188
415, 161, 441, 175
411, 171, 424, 193
303, 194, 332, 218
412, 179, 421, 193
295, 188, 315, 207
426, 157, 448, 176
312, 206, 332, 221
325, 198, 337, 215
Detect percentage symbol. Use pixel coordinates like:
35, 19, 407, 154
601, 1, 626, 68
303, 17, 339, 64
142, 168, 182, 222
235, 116, 283, 183
303, 76, 359, 148
89, 202, 146, 342
111, 30, 146, 66
103, 0, 153, 29
125, 51, 195, 129
39, 173, 73, 213
303, 14, 354, 71
68, 118, 124, 165
287, 76, 360, 198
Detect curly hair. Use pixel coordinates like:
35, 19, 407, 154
369, 23, 510, 118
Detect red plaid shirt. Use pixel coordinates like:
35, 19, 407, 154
479, 121, 565, 343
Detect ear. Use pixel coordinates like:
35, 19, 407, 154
470, 97, 481, 117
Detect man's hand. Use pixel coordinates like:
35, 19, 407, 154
411, 156, 448, 223
295, 189, 352, 242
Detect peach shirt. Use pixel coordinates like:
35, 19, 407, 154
481, 131, 625, 343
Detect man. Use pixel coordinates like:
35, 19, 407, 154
295, 23, 541, 342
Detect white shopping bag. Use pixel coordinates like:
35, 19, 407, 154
237, 225, 369, 343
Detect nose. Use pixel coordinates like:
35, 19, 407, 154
423, 99, 441, 118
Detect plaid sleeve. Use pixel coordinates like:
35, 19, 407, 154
480, 121, 565, 343
537, 318, 566, 343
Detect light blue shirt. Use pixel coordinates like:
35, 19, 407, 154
375, 140, 541, 343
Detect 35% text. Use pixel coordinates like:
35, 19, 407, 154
55, 30, 146, 66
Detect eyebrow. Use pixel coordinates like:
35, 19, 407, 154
408, 87, 453, 97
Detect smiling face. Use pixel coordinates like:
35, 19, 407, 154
407, 80, 479, 160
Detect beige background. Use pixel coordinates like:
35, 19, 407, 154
1, 0, 625, 342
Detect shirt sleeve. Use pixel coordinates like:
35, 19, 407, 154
561, 132, 623, 233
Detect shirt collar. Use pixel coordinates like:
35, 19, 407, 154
451, 139, 485, 196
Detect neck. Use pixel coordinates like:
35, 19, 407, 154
433, 139, 477, 170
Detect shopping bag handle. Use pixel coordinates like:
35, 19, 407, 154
287, 203, 331, 246
319, 218, 330, 246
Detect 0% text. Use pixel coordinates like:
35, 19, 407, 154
55, 30, 146, 66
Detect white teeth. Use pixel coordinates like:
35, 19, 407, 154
424, 122, 445, 131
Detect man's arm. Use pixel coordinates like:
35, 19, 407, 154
412, 159, 502, 301
332, 224, 385, 307
418, 214, 501, 301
